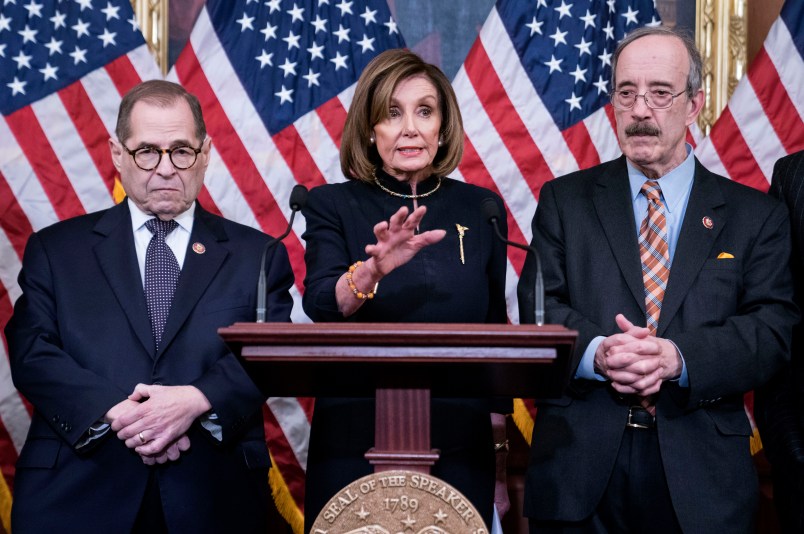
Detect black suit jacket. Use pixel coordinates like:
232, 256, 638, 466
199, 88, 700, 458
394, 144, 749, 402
517, 156, 798, 532
6, 201, 294, 533
757, 150, 804, 470
301, 174, 509, 530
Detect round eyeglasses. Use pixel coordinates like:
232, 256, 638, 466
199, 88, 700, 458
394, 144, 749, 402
609, 88, 688, 111
121, 143, 202, 171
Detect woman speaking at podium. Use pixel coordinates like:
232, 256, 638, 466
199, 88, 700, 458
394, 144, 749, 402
301, 49, 510, 531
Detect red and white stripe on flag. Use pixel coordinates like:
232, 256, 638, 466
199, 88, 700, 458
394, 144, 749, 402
696, 0, 804, 190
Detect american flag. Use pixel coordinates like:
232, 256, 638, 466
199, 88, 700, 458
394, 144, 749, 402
696, 0, 804, 191
1, 0, 802, 532
453, 0, 660, 321
168, 0, 404, 530
0, 0, 160, 530
167, 0, 404, 324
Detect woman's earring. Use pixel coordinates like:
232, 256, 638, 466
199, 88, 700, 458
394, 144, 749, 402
438, 137, 444, 147
370, 136, 375, 144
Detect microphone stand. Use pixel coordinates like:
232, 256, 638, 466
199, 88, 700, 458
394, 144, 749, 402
256, 185, 307, 322
482, 199, 544, 326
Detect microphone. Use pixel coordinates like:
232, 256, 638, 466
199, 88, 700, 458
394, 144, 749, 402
481, 198, 545, 326
256, 184, 308, 322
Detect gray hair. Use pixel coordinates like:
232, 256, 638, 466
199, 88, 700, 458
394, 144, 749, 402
116, 80, 206, 144
611, 26, 702, 97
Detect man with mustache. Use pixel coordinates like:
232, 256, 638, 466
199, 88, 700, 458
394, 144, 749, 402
518, 27, 797, 533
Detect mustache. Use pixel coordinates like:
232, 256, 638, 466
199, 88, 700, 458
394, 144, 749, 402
625, 122, 661, 136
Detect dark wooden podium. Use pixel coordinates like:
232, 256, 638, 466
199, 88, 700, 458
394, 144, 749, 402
220, 322, 576, 474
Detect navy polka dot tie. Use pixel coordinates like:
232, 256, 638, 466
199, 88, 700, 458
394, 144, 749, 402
144, 218, 180, 351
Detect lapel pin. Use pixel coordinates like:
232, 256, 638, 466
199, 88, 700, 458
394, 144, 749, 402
456, 224, 468, 264
702, 216, 714, 230
192, 242, 206, 254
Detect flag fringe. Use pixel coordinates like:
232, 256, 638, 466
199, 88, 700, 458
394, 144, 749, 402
750, 427, 763, 456
113, 177, 127, 205
0, 471, 12, 533
513, 398, 535, 447
268, 457, 304, 534
512, 398, 769, 456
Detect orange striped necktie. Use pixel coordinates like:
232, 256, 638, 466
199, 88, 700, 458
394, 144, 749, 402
639, 180, 670, 335
638, 180, 670, 415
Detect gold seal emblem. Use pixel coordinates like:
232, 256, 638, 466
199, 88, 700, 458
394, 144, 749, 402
310, 470, 489, 534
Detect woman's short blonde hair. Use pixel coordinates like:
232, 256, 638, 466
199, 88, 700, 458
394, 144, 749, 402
340, 48, 464, 182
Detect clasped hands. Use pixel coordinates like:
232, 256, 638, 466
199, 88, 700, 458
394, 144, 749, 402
106, 384, 211, 465
594, 314, 683, 396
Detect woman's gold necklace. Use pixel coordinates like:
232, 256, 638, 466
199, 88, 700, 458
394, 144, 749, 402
372, 169, 442, 200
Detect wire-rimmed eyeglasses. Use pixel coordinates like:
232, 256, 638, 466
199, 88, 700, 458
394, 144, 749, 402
609, 88, 688, 110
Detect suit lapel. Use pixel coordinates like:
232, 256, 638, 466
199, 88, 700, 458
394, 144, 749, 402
158, 205, 229, 356
593, 157, 646, 313
93, 202, 154, 355
657, 160, 725, 336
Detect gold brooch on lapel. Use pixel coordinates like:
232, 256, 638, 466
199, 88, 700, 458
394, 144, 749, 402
702, 216, 714, 230
192, 242, 206, 254
456, 224, 468, 265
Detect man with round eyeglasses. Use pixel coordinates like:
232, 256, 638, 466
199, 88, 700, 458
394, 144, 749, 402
109, 81, 212, 222
121, 144, 204, 172
519, 26, 797, 533
6, 80, 294, 532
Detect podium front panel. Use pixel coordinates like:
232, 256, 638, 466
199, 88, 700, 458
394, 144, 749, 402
220, 322, 576, 398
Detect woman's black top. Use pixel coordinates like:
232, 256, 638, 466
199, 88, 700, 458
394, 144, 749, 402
301, 169, 509, 530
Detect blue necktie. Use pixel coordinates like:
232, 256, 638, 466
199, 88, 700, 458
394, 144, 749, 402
144, 218, 180, 351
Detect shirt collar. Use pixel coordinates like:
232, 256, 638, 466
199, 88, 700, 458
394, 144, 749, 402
127, 198, 196, 233
627, 144, 695, 213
